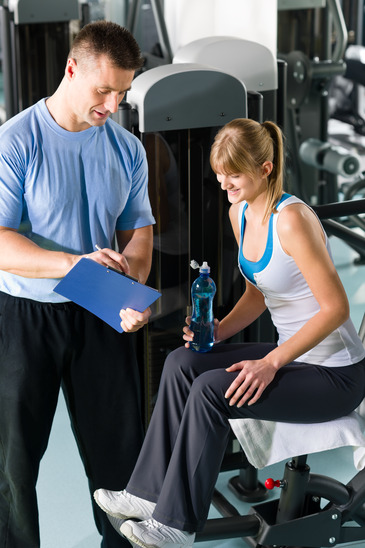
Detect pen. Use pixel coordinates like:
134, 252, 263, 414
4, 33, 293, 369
94, 244, 139, 282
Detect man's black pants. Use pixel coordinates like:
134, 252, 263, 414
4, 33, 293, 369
0, 291, 144, 547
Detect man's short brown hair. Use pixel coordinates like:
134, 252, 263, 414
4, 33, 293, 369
69, 20, 144, 71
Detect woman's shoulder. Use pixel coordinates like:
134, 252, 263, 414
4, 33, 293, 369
278, 198, 318, 226
277, 200, 326, 254
229, 201, 246, 226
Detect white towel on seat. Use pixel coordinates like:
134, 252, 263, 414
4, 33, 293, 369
229, 410, 365, 470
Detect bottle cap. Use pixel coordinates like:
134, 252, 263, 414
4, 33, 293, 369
190, 260, 210, 273
200, 261, 210, 273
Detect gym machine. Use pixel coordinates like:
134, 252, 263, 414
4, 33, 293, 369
277, 0, 365, 263
112, 34, 280, 425
0, 0, 79, 120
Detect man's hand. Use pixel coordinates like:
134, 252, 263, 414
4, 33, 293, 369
119, 307, 151, 333
88, 247, 130, 276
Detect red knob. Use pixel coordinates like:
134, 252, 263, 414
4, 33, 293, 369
265, 478, 281, 490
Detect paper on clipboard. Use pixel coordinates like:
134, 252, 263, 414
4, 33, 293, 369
54, 258, 161, 333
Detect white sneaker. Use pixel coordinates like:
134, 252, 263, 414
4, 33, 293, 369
120, 518, 195, 548
94, 489, 156, 520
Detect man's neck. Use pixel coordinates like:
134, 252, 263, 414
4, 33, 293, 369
45, 83, 90, 132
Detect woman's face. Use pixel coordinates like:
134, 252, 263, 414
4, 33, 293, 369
216, 161, 272, 204
216, 171, 262, 204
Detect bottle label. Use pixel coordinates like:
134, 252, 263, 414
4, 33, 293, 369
190, 319, 214, 353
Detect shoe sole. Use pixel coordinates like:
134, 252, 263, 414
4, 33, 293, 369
120, 522, 194, 548
120, 521, 158, 548
93, 491, 130, 520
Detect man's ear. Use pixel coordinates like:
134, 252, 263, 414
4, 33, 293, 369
65, 58, 77, 81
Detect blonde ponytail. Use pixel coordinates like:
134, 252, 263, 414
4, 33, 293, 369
261, 121, 284, 222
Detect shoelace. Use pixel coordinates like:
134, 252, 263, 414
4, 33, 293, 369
143, 519, 191, 543
144, 519, 161, 530
122, 491, 156, 515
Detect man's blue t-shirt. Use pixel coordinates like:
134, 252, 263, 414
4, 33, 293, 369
0, 99, 155, 302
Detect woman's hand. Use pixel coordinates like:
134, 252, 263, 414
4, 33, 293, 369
225, 358, 277, 407
183, 316, 220, 348
182, 316, 193, 348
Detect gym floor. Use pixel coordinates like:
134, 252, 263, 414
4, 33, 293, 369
37, 121, 365, 546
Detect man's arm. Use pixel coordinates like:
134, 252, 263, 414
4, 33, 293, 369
116, 225, 153, 284
0, 226, 132, 278
116, 225, 154, 332
0, 227, 79, 278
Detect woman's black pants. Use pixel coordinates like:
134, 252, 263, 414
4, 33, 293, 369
127, 343, 365, 532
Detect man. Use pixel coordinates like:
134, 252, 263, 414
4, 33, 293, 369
0, 21, 154, 547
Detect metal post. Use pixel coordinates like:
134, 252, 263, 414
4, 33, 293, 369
276, 455, 310, 524
327, 0, 348, 62
126, 0, 142, 34
0, 6, 17, 119
149, 0, 173, 62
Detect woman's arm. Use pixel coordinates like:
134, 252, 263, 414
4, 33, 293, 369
215, 282, 267, 342
183, 201, 267, 345
264, 203, 349, 370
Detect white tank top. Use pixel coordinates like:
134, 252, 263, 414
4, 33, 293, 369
238, 194, 365, 367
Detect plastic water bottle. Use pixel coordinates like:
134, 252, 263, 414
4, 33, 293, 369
189, 260, 216, 353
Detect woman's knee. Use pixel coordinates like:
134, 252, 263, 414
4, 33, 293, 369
183, 371, 236, 423
161, 346, 195, 383
190, 369, 228, 402
163, 346, 205, 377
162, 346, 238, 398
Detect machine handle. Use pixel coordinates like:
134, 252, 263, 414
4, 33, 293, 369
265, 478, 286, 490
327, 0, 348, 63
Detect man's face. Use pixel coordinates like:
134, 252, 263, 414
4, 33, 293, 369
66, 54, 135, 131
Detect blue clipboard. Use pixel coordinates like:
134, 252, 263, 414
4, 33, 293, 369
54, 258, 161, 333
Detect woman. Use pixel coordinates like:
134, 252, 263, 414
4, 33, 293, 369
94, 119, 365, 548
